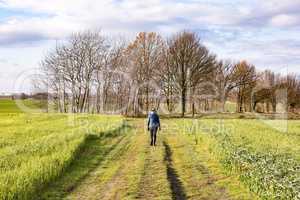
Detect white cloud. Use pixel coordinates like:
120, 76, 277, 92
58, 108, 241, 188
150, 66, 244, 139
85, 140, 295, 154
270, 14, 299, 27
261, 0, 300, 14
0, 0, 300, 92
0, 0, 256, 43
0, 0, 299, 45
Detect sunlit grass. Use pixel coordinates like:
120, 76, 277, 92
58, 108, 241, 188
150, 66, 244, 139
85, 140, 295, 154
162, 118, 300, 199
0, 113, 123, 200
0, 99, 46, 113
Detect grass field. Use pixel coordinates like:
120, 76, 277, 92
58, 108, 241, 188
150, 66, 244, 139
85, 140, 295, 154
0, 99, 46, 113
0, 111, 299, 199
164, 119, 300, 199
0, 113, 124, 199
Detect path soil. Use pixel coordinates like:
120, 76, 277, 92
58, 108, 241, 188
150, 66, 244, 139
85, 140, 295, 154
42, 119, 257, 200
136, 138, 172, 199
67, 124, 146, 200
163, 141, 188, 200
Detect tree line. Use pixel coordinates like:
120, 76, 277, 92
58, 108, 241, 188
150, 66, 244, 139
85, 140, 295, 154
37, 30, 300, 116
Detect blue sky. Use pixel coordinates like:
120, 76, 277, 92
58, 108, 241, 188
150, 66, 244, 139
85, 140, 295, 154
0, 0, 300, 93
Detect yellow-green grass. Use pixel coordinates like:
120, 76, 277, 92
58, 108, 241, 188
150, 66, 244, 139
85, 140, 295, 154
162, 118, 300, 199
41, 122, 132, 199
65, 119, 148, 200
0, 113, 123, 200
162, 119, 258, 199
0, 99, 46, 113
1, 113, 299, 200
195, 119, 300, 160
44, 119, 172, 200
225, 101, 237, 113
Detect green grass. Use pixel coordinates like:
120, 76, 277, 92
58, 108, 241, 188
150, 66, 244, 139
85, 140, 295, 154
162, 119, 258, 199
0, 99, 46, 113
225, 101, 237, 112
1, 113, 299, 200
67, 119, 152, 200
0, 113, 123, 200
41, 123, 131, 199
163, 118, 300, 199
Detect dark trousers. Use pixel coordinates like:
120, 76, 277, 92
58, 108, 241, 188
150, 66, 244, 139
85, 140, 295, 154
150, 127, 158, 146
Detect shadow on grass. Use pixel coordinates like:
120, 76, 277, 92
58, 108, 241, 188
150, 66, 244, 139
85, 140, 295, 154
163, 141, 187, 200
38, 121, 131, 200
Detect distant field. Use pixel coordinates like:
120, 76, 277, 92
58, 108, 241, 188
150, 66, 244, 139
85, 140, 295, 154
0, 99, 237, 114
225, 101, 236, 112
0, 99, 46, 113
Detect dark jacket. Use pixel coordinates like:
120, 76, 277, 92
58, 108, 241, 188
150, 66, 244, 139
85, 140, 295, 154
147, 111, 160, 129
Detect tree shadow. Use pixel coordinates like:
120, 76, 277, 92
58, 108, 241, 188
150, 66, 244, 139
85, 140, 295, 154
163, 141, 187, 200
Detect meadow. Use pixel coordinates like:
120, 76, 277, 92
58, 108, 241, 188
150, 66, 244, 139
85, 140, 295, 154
0, 99, 299, 199
164, 119, 300, 199
0, 99, 46, 113
0, 113, 124, 199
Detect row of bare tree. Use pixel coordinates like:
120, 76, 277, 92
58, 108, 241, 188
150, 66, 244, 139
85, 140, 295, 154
38, 30, 300, 116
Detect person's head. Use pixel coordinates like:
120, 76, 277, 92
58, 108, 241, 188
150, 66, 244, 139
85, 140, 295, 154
151, 108, 156, 112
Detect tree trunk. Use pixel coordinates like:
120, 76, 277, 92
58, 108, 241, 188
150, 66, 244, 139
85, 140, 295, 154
192, 102, 195, 117
146, 85, 149, 112
272, 102, 277, 113
181, 87, 186, 117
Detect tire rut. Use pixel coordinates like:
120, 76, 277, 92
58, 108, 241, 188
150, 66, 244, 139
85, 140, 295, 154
165, 135, 230, 200
136, 137, 172, 199
163, 141, 188, 200
66, 132, 135, 199
92, 127, 147, 200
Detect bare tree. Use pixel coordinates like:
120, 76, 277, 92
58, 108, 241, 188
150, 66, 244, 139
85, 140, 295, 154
214, 60, 236, 112
39, 29, 298, 116
252, 70, 279, 113
168, 31, 216, 117
233, 61, 257, 113
155, 47, 177, 113
278, 74, 300, 112
125, 32, 165, 115
41, 31, 109, 113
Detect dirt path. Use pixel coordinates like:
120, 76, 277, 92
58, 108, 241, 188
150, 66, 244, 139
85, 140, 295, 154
42, 119, 257, 200
136, 137, 172, 199
163, 140, 188, 200
67, 122, 147, 200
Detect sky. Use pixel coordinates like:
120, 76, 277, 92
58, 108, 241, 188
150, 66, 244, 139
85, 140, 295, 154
0, 0, 300, 93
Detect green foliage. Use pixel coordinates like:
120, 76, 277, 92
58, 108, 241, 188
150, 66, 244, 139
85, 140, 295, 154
217, 135, 299, 199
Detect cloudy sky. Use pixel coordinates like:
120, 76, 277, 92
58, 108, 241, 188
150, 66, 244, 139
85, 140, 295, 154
0, 0, 300, 93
